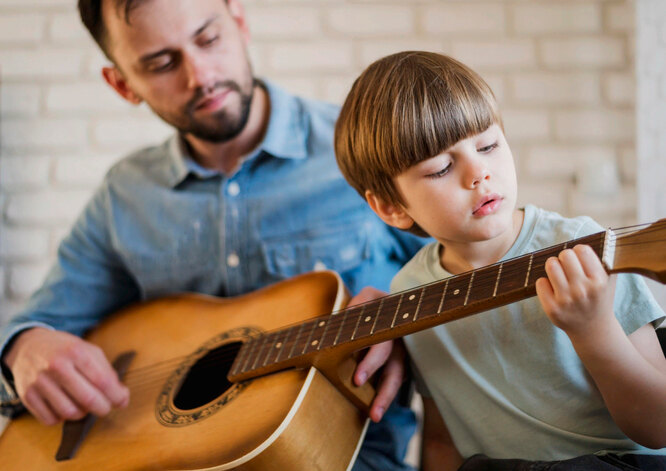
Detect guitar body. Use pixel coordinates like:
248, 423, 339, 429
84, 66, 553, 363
0, 271, 368, 470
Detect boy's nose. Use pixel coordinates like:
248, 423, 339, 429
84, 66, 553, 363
466, 161, 490, 189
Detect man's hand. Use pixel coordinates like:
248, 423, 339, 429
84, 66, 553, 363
3, 328, 129, 426
348, 286, 408, 423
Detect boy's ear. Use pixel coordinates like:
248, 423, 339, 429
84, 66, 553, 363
365, 190, 415, 230
102, 66, 143, 105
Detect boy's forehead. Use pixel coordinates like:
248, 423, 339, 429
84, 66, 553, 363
103, 0, 226, 61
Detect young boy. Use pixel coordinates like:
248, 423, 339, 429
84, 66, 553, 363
335, 51, 666, 471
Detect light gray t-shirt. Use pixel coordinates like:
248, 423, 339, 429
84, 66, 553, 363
392, 205, 665, 460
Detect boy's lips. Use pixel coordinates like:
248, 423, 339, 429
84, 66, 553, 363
472, 193, 502, 216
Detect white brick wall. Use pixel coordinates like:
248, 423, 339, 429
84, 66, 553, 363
0, 0, 653, 345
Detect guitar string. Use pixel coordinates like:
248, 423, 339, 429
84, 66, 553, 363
120, 226, 663, 389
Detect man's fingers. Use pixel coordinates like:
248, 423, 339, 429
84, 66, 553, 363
354, 341, 393, 386
73, 345, 130, 409
23, 386, 60, 426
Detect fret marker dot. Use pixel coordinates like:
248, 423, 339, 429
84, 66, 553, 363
311, 340, 319, 346
365, 316, 372, 322
318, 321, 325, 327
409, 295, 416, 301
275, 343, 282, 348
454, 289, 460, 295
402, 313, 409, 319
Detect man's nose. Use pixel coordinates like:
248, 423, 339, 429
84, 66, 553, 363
183, 52, 214, 90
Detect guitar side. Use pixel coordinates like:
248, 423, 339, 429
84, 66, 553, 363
0, 271, 368, 471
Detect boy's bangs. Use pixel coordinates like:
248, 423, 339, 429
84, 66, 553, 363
386, 55, 501, 175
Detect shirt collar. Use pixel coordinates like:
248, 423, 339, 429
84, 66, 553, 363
162, 79, 308, 188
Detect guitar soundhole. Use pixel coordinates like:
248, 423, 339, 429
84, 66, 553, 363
173, 341, 242, 410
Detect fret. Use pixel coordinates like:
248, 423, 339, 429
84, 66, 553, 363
251, 334, 268, 370
319, 313, 341, 349
232, 342, 249, 375
287, 322, 305, 360
301, 320, 319, 355
275, 326, 294, 363
372, 295, 401, 333
370, 297, 385, 334
337, 306, 364, 344
466, 265, 500, 305
240, 336, 258, 373
390, 294, 404, 328
492, 263, 503, 297
301, 317, 329, 355
350, 305, 365, 341
354, 303, 378, 340
441, 273, 472, 312
261, 331, 279, 367
333, 308, 349, 346
526, 246, 559, 286
495, 258, 526, 295
437, 279, 450, 314
413, 287, 425, 321
524, 254, 534, 287
463, 272, 475, 305
393, 290, 421, 327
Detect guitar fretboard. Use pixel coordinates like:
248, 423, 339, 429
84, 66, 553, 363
230, 231, 606, 378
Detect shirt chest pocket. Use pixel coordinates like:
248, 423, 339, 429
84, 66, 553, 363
261, 225, 370, 280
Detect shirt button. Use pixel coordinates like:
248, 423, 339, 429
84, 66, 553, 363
227, 182, 240, 197
227, 252, 240, 267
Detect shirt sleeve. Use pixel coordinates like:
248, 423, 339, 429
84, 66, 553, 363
0, 185, 140, 416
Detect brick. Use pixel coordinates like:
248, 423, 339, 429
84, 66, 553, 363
0, 227, 50, 259
618, 145, 636, 181
53, 155, 121, 185
502, 109, 551, 140
0, 84, 41, 117
512, 73, 600, 105
0, 0, 71, 6
0, 14, 46, 43
0, 267, 4, 299
605, 2, 635, 33
49, 12, 91, 42
268, 40, 353, 72
517, 181, 568, 215
93, 118, 172, 149
526, 145, 615, 179
0, 49, 84, 79
422, 4, 505, 35
555, 110, 634, 142
321, 75, 356, 105
568, 187, 636, 224
452, 40, 536, 69
0, 299, 24, 325
327, 5, 414, 36
541, 38, 625, 68
245, 6, 320, 38
513, 4, 601, 34
0, 156, 50, 190
359, 39, 444, 67
603, 73, 635, 106
270, 77, 319, 101
46, 82, 131, 113
481, 74, 505, 103
1, 118, 88, 150
9, 262, 51, 299
6, 190, 92, 225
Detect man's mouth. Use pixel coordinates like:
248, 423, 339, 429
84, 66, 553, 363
194, 89, 231, 112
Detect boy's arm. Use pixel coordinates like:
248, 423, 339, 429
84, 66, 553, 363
536, 244, 666, 449
421, 397, 463, 471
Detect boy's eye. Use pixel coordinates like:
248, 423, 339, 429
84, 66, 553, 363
427, 163, 452, 179
478, 142, 498, 153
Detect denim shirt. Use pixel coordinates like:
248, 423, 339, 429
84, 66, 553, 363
0, 81, 424, 468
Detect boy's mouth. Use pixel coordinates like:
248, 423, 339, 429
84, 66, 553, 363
473, 194, 502, 216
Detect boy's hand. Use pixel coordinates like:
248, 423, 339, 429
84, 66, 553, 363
3, 327, 130, 425
535, 244, 616, 337
349, 286, 407, 422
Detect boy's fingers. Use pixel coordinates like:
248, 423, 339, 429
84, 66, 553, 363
369, 353, 405, 422
354, 341, 392, 386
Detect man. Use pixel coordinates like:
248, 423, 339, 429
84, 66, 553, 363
0, 0, 426, 470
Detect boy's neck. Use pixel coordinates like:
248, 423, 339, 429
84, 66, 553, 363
439, 209, 525, 274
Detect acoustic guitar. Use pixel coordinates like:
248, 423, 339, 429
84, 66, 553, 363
1, 220, 664, 470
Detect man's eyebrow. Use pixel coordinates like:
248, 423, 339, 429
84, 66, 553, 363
138, 16, 220, 64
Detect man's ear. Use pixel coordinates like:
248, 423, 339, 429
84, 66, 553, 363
102, 66, 142, 105
365, 190, 415, 230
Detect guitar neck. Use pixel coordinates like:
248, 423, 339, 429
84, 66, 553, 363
229, 229, 615, 382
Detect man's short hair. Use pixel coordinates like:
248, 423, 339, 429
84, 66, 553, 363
334, 51, 503, 207
78, 0, 145, 60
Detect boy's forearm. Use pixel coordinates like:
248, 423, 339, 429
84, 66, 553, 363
567, 320, 666, 448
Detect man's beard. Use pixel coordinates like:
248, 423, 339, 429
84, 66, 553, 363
165, 78, 255, 143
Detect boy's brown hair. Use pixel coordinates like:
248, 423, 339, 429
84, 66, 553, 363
335, 51, 503, 208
